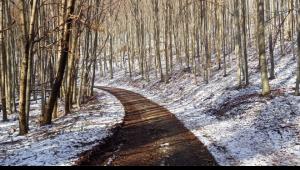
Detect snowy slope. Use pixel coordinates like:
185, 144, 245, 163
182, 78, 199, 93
0, 89, 125, 166
96, 41, 300, 166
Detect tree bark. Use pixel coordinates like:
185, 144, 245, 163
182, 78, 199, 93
257, 0, 271, 96
19, 0, 38, 135
296, 0, 300, 96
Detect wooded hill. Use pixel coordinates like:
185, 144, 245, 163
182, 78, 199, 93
0, 0, 299, 136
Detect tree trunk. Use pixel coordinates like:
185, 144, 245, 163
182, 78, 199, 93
257, 0, 271, 96
267, 0, 275, 80
19, 0, 38, 135
241, 0, 249, 85
296, 0, 300, 96
0, 0, 8, 122
153, 0, 163, 82
109, 34, 114, 79
65, 17, 80, 115
235, 0, 243, 87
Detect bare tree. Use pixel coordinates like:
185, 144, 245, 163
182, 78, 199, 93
256, 0, 271, 96
19, 0, 38, 135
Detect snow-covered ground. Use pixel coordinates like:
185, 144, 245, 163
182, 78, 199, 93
0, 89, 125, 166
96, 41, 300, 166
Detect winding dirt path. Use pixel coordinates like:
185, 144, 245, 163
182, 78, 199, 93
77, 87, 217, 166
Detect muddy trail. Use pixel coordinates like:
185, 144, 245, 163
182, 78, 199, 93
77, 87, 218, 166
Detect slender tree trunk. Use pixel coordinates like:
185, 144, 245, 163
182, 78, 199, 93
184, 0, 190, 69
169, 1, 173, 73
153, 0, 163, 82
235, 0, 243, 87
109, 34, 114, 79
267, 0, 275, 80
0, 0, 8, 122
217, 0, 222, 71
257, 0, 271, 96
296, 0, 300, 96
241, 0, 249, 85
25, 44, 34, 129
19, 0, 38, 135
223, 3, 227, 77
65, 17, 80, 115
164, 1, 169, 83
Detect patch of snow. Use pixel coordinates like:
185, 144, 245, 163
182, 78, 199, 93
0, 89, 125, 166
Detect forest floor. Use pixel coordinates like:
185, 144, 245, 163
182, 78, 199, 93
96, 41, 300, 166
76, 87, 217, 166
0, 89, 125, 166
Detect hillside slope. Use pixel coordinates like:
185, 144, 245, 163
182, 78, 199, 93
97, 41, 300, 165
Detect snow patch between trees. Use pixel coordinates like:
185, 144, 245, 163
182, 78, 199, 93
0, 89, 125, 166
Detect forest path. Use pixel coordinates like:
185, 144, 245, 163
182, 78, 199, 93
77, 87, 217, 166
